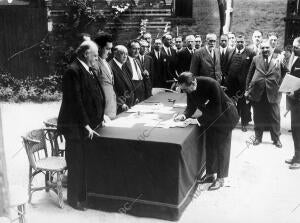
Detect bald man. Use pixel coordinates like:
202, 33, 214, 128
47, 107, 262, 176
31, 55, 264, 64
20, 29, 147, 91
190, 33, 222, 83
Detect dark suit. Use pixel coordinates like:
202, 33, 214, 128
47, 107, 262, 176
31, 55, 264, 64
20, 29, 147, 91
184, 77, 239, 178
161, 46, 178, 87
109, 59, 135, 114
123, 57, 146, 102
138, 54, 153, 98
148, 49, 166, 88
288, 57, 300, 162
190, 47, 223, 83
177, 47, 194, 74
227, 48, 256, 125
57, 59, 105, 205
246, 54, 288, 141
220, 47, 235, 86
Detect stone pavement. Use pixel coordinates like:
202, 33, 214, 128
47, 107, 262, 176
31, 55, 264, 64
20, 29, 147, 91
1, 98, 299, 223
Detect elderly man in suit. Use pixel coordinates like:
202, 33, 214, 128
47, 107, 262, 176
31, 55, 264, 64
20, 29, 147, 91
138, 39, 153, 98
148, 38, 167, 88
94, 33, 116, 120
227, 35, 256, 132
174, 72, 239, 190
57, 40, 105, 210
123, 40, 148, 102
177, 35, 195, 74
109, 45, 135, 114
245, 39, 288, 147
285, 37, 300, 169
219, 34, 235, 86
190, 33, 222, 84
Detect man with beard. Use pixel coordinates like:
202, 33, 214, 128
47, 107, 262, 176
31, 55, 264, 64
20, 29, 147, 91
227, 35, 256, 132
245, 40, 288, 147
285, 37, 300, 169
190, 33, 222, 84
177, 35, 196, 74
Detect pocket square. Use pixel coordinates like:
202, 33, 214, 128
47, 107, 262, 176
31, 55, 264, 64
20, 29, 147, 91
295, 67, 300, 71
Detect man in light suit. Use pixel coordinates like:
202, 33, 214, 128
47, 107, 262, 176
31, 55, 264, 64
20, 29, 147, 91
57, 41, 105, 210
245, 39, 288, 147
190, 33, 222, 84
94, 33, 117, 119
109, 45, 135, 114
285, 37, 300, 169
248, 30, 263, 56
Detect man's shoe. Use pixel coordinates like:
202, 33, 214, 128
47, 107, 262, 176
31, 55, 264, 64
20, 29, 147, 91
208, 178, 224, 191
289, 162, 300, 169
285, 158, 295, 164
253, 138, 261, 146
241, 125, 247, 132
69, 201, 86, 211
198, 174, 215, 184
274, 140, 282, 148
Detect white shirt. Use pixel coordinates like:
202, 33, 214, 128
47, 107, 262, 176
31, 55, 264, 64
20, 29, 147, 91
206, 46, 214, 58
113, 58, 123, 69
128, 56, 143, 80
220, 47, 227, 55
236, 48, 245, 54
78, 58, 92, 74
163, 46, 172, 56
154, 50, 160, 59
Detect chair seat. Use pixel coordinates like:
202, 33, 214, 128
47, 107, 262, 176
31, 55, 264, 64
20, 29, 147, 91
9, 185, 28, 207
36, 156, 66, 171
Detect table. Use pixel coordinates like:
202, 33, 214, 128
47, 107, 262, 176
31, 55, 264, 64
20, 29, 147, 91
86, 92, 206, 221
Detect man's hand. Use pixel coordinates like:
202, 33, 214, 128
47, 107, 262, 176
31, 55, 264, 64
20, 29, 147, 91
122, 104, 129, 111
85, 125, 100, 140
143, 70, 150, 78
173, 114, 186, 122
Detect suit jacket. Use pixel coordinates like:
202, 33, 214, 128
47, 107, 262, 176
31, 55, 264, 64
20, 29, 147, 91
148, 49, 167, 87
220, 47, 235, 84
184, 77, 239, 130
190, 47, 222, 83
246, 54, 289, 103
227, 48, 256, 96
57, 59, 105, 139
138, 54, 153, 98
161, 46, 178, 82
123, 58, 146, 102
109, 59, 135, 114
94, 58, 117, 119
289, 57, 300, 102
177, 47, 194, 74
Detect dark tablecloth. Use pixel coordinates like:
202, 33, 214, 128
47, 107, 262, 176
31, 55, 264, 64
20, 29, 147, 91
86, 92, 206, 221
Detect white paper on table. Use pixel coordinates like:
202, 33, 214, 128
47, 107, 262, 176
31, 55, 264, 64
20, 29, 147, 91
279, 74, 300, 93
104, 117, 136, 128
144, 118, 199, 128
126, 104, 176, 114
173, 103, 187, 108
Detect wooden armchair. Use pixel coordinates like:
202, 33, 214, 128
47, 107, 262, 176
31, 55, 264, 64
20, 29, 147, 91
44, 118, 65, 157
22, 129, 66, 208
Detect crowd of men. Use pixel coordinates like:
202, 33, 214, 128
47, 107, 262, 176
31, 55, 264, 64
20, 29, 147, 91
57, 29, 300, 210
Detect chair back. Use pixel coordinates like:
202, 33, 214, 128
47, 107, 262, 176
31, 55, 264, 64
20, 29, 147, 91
44, 127, 64, 156
22, 129, 48, 170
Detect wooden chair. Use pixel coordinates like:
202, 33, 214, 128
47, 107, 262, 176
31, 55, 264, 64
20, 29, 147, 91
22, 129, 66, 208
9, 185, 28, 223
44, 118, 65, 157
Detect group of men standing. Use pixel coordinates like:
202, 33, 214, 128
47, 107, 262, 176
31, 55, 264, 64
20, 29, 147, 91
57, 29, 300, 210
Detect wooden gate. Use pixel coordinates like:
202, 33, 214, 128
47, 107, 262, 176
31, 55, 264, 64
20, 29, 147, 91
0, 5, 50, 78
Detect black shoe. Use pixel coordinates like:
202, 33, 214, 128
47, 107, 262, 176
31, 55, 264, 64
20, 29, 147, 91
273, 140, 282, 148
69, 201, 86, 211
289, 162, 300, 169
241, 125, 247, 132
208, 178, 224, 191
253, 138, 261, 146
198, 174, 215, 184
285, 158, 295, 164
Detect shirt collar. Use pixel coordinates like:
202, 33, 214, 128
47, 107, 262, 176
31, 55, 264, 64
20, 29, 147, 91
236, 48, 245, 54
113, 58, 123, 69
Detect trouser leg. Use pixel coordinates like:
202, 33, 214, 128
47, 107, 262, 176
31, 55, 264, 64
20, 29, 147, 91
291, 103, 300, 162
268, 102, 281, 142
205, 129, 218, 175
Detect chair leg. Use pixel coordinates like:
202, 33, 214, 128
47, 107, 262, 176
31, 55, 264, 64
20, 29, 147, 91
45, 172, 49, 192
56, 171, 64, 208
17, 204, 26, 223
28, 168, 32, 203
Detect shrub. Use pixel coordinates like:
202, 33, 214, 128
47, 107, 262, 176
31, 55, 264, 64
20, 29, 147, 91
0, 73, 62, 103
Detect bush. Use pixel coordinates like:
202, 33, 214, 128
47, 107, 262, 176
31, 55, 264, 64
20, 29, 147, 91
0, 73, 62, 103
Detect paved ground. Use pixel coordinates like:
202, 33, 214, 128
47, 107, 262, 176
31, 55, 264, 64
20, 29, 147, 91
1, 98, 300, 223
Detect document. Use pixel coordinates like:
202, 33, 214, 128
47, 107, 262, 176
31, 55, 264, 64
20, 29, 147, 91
279, 74, 300, 93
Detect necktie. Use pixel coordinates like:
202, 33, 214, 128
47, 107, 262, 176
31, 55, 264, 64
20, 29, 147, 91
168, 48, 172, 56
238, 50, 240, 54
89, 67, 95, 78
264, 57, 269, 70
